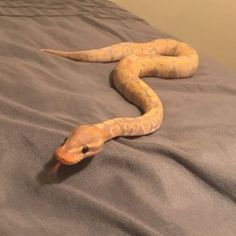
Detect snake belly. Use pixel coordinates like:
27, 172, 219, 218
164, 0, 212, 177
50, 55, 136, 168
42, 39, 199, 141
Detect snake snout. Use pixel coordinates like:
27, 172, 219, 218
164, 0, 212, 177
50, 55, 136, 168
55, 146, 80, 165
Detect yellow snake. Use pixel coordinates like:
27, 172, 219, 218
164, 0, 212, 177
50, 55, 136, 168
41, 39, 199, 166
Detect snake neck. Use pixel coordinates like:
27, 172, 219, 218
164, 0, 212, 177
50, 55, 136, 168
94, 106, 163, 142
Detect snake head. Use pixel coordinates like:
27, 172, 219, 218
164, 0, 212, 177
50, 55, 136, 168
55, 125, 105, 165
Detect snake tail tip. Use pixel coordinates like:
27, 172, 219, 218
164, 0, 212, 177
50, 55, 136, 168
41, 49, 51, 53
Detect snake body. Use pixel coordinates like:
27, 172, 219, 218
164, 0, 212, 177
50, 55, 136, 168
42, 39, 199, 165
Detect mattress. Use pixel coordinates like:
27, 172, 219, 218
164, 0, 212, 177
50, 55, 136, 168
0, 0, 236, 235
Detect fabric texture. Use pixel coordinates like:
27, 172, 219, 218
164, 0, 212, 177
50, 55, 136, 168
0, 0, 236, 235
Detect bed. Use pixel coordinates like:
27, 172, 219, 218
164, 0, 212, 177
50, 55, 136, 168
1, 0, 236, 235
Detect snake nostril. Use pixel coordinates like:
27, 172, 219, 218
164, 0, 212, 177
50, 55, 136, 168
60, 138, 68, 146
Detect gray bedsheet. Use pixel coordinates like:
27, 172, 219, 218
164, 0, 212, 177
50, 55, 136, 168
0, 0, 236, 235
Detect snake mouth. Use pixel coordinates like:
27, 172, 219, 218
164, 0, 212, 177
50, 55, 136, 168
55, 155, 81, 165
54, 143, 103, 165
56, 156, 78, 165
54, 147, 82, 165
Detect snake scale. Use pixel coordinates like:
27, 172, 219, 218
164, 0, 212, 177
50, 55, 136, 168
42, 39, 199, 166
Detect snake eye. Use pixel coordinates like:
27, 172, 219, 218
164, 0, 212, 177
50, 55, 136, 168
82, 146, 89, 154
